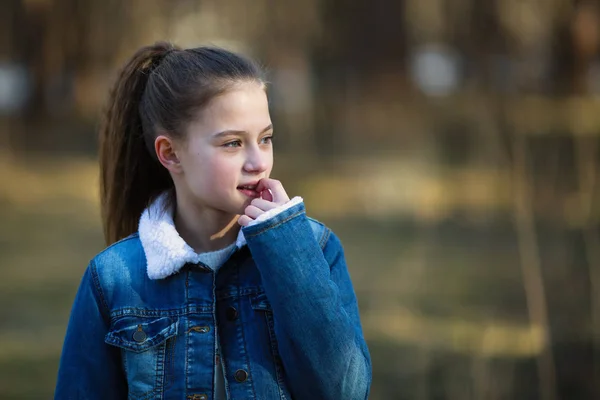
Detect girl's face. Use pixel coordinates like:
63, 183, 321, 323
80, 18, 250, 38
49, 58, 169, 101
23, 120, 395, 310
173, 81, 274, 215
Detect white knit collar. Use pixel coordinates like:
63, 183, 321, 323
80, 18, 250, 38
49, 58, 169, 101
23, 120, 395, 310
138, 192, 246, 280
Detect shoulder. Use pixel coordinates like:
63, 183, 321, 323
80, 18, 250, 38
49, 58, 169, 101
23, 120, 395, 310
92, 233, 145, 269
89, 233, 147, 294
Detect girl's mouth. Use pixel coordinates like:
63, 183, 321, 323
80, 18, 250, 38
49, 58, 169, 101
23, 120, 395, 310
237, 185, 259, 198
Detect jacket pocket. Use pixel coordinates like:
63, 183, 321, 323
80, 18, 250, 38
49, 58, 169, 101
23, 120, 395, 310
105, 315, 179, 399
105, 315, 178, 352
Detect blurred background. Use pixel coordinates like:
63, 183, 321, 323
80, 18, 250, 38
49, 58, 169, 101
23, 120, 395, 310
1, 0, 600, 398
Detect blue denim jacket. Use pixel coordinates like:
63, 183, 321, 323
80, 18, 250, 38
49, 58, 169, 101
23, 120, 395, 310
55, 201, 371, 399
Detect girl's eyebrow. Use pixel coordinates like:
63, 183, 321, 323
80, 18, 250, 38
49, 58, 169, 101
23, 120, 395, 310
212, 124, 273, 138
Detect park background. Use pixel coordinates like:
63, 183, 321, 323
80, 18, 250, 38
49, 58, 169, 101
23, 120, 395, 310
1, 0, 600, 399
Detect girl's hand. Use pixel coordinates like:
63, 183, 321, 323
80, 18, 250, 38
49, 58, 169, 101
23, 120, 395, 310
238, 178, 291, 227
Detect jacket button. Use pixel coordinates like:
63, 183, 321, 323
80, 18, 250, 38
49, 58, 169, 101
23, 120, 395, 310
226, 306, 238, 321
234, 369, 248, 382
187, 326, 210, 334
133, 325, 146, 342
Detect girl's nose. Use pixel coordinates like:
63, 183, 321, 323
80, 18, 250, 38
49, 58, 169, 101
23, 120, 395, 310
243, 148, 268, 173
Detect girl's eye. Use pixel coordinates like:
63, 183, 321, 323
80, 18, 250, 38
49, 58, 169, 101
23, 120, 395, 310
261, 136, 273, 144
223, 140, 242, 148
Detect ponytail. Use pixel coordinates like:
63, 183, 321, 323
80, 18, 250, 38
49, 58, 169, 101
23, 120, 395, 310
99, 42, 177, 245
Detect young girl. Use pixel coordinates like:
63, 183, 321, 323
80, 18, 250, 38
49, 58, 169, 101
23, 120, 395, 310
55, 42, 371, 400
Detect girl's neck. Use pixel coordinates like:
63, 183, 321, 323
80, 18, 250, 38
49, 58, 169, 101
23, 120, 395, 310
173, 192, 240, 253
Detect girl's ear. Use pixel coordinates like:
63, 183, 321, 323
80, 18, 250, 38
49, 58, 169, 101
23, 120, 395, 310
155, 135, 182, 174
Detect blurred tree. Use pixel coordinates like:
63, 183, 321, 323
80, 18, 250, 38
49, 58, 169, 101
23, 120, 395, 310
311, 0, 409, 155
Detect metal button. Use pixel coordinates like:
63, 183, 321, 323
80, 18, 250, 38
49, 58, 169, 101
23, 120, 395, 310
187, 395, 207, 400
188, 326, 210, 334
234, 369, 248, 382
133, 325, 147, 342
226, 306, 238, 321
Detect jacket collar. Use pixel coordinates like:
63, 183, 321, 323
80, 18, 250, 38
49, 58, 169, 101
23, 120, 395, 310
138, 192, 246, 280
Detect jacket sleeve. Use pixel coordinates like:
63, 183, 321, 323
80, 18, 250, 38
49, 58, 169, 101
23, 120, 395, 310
242, 201, 372, 400
54, 261, 126, 399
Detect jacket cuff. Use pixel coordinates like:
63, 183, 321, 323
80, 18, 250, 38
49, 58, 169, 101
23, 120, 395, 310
245, 196, 304, 228
241, 196, 305, 237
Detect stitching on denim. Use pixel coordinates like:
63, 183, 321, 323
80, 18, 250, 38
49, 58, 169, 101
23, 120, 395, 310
211, 267, 218, 400
220, 263, 241, 398
249, 293, 271, 312
155, 337, 166, 398
139, 386, 155, 400
90, 260, 111, 317
122, 349, 156, 400
239, 315, 257, 398
164, 336, 176, 390
263, 310, 287, 398
95, 233, 140, 257
243, 209, 305, 238
220, 337, 231, 399
184, 270, 190, 397
236, 264, 257, 399
109, 306, 213, 320
106, 323, 177, 352
306, 217, 329, 249
319, 227, 331, 249
216, 285, 264, 300
216, 325, 226, 399
121, 348, 128, 377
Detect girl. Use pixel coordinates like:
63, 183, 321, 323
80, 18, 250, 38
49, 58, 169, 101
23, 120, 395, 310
55, 42, 371, 400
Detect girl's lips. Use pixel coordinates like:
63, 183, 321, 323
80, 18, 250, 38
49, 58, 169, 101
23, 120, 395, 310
237, 181, 261, 198
238, 188, 260, 198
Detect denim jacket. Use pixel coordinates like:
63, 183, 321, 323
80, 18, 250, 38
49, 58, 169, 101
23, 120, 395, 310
54, 199, 372, 399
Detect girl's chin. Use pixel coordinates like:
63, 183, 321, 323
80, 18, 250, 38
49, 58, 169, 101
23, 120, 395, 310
210, 192, 257, 215
227, 198, 253, 215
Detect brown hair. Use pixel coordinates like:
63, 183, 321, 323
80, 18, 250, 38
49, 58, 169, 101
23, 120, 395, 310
99, 42, 265, 245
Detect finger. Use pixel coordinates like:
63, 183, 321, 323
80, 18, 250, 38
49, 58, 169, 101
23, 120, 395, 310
238, 215, 253, 227
256, 178, 289, 204
244, 205, 264, 219
261, 189, 273, 202
251, 198, 278, 211
256, 178, 281, 194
